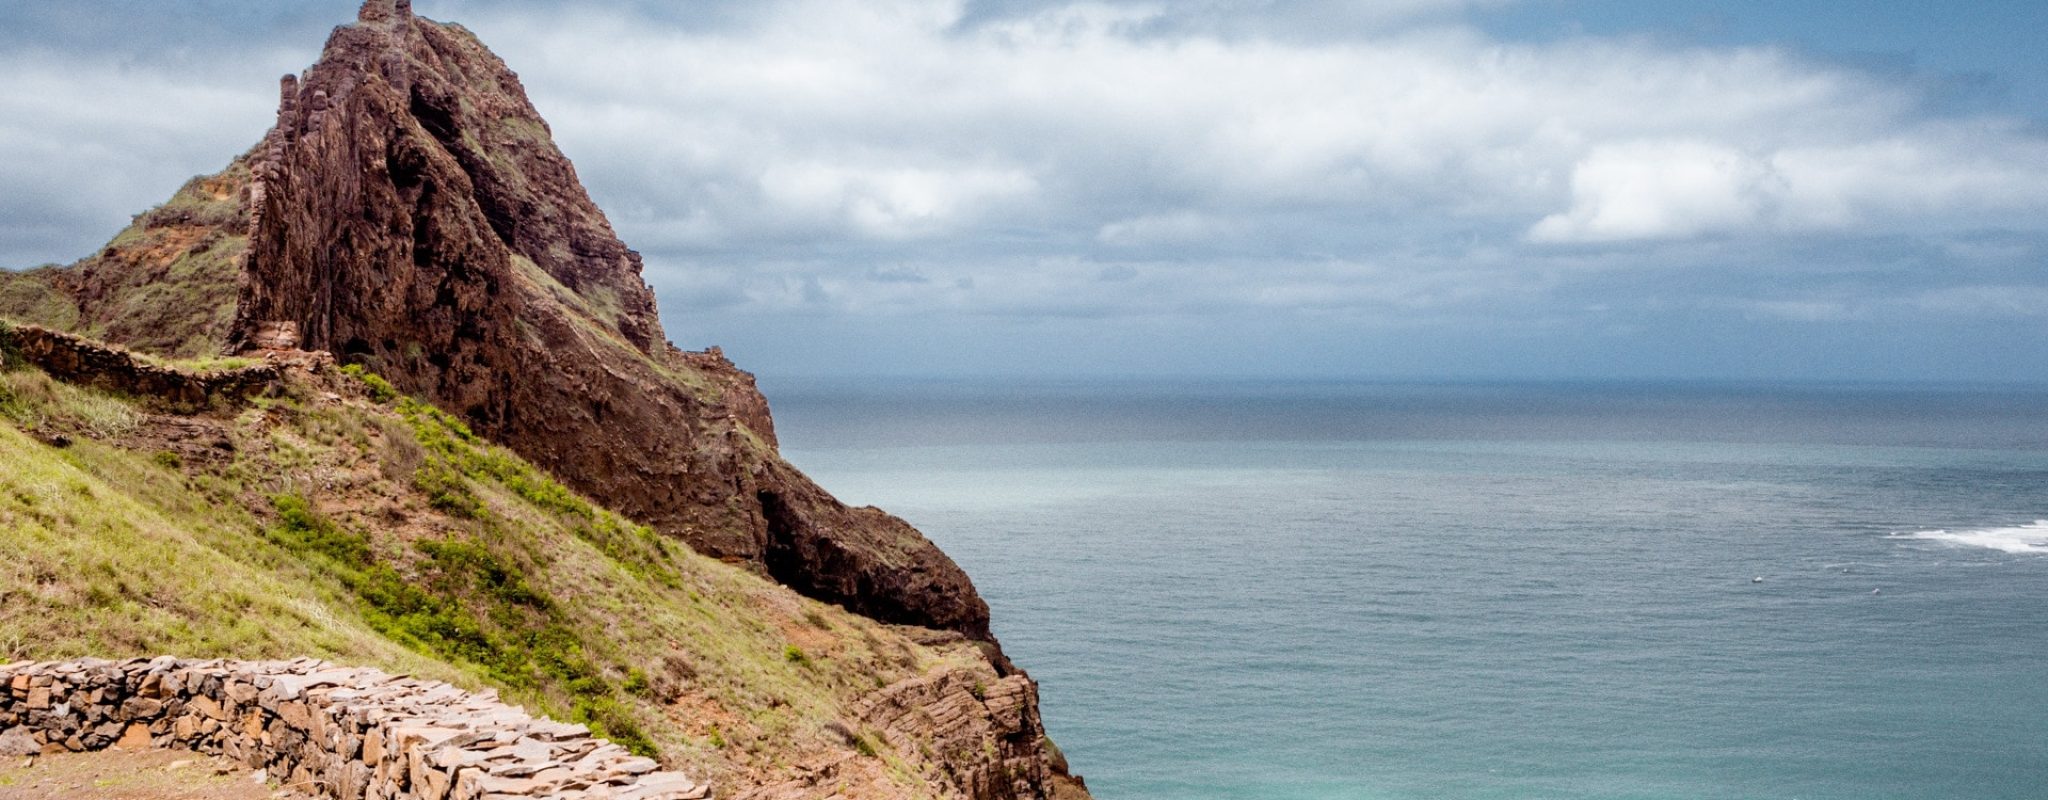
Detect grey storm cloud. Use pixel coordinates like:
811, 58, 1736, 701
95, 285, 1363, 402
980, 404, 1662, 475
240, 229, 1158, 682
3, 0, 2046, 378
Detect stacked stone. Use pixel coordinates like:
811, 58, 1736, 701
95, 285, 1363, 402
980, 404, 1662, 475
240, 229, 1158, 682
0, 658, 709, 800
4, 324, 285, 413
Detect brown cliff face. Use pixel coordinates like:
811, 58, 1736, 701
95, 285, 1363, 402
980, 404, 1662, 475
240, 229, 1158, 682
0, 3, 1096, 796
223, 2, 995, 642
0, 0, 996, 645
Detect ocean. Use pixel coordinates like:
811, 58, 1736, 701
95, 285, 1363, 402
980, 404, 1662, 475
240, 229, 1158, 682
768, 380, 2048, 800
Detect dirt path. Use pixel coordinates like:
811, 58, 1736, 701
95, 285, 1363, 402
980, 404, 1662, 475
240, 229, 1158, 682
0, 749, 313, 800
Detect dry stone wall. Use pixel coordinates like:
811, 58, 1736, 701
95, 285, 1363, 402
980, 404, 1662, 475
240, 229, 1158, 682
0, 658, 710, 800
0, 323, 284, 413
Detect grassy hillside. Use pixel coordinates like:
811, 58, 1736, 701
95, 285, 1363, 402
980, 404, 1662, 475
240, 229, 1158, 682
0, 165, 250, 359
0, 337, 1010, 797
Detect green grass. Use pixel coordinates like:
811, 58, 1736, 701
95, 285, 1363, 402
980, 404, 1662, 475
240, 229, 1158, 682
141, 168, 251, 231
262, 490, 658, 756
0, 274, 81, 332
339, 364, 398, 402
0, 369, 142, 438
0, 356, 1006, 795
0, 161, 250, 360
0, 420, 454, 678
131, 352, 263, 373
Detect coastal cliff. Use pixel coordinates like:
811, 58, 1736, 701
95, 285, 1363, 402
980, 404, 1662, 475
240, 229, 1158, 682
238, 0, 992, 643
0, 2, 1085, 797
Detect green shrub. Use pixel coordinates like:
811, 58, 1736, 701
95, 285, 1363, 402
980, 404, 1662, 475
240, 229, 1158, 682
339, 364, 398, 403
261, 494, 656, 758
415, 461, 481, 518
0, 320, 19, 369
268, 494, 372, 568
577, 696, 657, 758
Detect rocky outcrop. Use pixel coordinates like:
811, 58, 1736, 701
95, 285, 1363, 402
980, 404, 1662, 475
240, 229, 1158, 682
0, 658, 710, 800
0, 3, 1084, 796
222, 0, 994, 643
855, 670, 1051, 800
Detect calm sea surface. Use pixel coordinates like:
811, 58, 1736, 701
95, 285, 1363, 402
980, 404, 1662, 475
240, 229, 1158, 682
769, 380, 2048, 800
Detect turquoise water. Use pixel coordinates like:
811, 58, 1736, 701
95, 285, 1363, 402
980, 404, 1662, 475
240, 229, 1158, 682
771, 381, 2048, 800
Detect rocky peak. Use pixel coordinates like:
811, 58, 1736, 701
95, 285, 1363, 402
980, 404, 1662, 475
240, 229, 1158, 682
357, 0, 414, 26
0, 4, 1092, 796
240, 7, 664, 356
225, 6, 995, 642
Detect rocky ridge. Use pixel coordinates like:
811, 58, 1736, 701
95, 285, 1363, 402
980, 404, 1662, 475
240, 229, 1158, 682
0, 0, 993, 644
230, 0, 995, 643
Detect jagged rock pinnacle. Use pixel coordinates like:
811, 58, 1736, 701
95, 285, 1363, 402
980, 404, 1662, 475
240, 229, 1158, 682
226, 2, 998, 645
357, 0, 410, 25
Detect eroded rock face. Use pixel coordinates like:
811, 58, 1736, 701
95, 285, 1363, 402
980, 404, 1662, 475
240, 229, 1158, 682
0, 4, 1083, 796
855, 670, 1053, 800
229, 5, 992, 640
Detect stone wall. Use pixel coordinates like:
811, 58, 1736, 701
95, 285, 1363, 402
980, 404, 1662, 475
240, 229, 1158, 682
0, 658, 710, 800
0, 323, 283, 413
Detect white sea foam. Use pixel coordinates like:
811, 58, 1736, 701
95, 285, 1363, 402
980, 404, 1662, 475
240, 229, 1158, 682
1894, 521, 2048, 554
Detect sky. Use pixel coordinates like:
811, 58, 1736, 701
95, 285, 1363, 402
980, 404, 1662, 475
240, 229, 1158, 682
2, 1, 2046, 382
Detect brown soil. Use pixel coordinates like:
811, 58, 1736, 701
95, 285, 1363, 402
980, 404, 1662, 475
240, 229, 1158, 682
0, 749, 312, 800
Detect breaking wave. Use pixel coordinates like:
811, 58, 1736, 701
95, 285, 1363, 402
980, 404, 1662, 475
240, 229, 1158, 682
1893, 521, 2048, 554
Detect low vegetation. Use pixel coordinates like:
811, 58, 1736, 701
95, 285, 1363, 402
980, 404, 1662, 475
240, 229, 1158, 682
0, 164, 251, 359
0, 355, 998, 792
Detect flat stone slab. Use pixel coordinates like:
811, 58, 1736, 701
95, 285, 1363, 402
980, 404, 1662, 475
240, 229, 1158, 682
0, 659, 711, 800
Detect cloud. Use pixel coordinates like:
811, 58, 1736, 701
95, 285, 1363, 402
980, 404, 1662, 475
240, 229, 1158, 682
442, 1, 2048, 261
1097, 211, 1238, 246
757, 161, 1038, 240
420, 0, 2048, 344
3, 0, 2047, 379
1532, 127, 2048, 243
1907, 285, 2048, 318
1530, 140, 1778, 242
0, 47, 292, 265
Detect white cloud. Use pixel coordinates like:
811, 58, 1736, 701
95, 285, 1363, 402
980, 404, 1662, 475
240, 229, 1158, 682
1908, 285, 2048, 318
1533, 127, 2048, 243
4, 0, 2047, 343
0, 50, 284, 263
444, 0, 2048, 266
1530, 140, 1780, 242
757, 161, 1038, 240
1744, 299, 1855, 322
